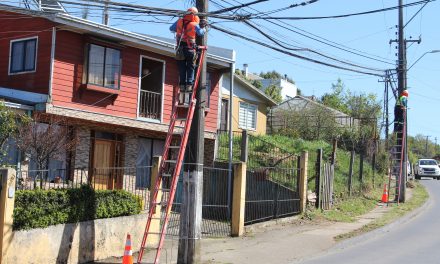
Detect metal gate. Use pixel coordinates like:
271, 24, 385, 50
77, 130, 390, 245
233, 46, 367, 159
245, 167, 300, 225
168, 165, 232, 237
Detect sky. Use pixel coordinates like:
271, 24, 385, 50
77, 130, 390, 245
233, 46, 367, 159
11, 0, 440, 144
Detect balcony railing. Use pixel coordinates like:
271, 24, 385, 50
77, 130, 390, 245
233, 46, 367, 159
139, 90, 161, 120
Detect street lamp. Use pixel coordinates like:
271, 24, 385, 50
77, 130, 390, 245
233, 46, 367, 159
407, 50, 440, 71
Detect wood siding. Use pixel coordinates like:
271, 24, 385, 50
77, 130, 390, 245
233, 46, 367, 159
0, 11, 221, 133
52, 30, 220, 132
0, 11, 54, 94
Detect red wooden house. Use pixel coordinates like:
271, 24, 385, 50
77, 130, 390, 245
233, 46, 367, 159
0, 4, 235, 190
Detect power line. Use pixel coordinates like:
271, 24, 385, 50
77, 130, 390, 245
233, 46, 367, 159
242, 20, 385, 72
220, 0, 395, 65
210, 24, 384, 77
249, 0, 436, 20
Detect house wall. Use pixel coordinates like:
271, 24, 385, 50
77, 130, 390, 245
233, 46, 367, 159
51, 29, 220, 133
223, 95, 268, 135
0, 11, 55, 95
0, 10, 221, 134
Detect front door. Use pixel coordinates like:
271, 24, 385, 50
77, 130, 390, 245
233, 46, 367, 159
220, 99, 229, 131
92, 140, 115, 190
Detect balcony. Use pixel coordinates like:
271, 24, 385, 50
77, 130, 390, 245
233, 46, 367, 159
138, 90, 161, 120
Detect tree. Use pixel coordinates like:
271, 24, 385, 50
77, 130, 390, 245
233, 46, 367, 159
15, 113, 77, 188
320, 78, 349, 114
264, 85, 283, 103
252, 80, 263, 89
259, 70, 295, 84
0, 101, 28, 166
0, 102, 17, 150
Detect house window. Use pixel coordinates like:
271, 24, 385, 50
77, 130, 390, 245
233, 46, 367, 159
87, 44, 121, 89
9, 37, 37, 74
239, 102, 257, 130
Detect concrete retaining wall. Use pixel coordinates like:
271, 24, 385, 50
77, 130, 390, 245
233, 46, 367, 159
2, 213, 148, 264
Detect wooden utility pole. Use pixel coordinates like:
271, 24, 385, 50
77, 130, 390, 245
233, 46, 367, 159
177, 0, 207, 263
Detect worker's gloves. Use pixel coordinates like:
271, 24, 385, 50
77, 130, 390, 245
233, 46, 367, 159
199, 19, 208, 28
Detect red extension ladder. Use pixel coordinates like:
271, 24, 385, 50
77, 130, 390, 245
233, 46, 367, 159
136, 46, 207, 264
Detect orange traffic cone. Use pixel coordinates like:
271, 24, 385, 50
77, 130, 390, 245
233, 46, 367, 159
381, 184, 388, 203
122, 233, 133, 264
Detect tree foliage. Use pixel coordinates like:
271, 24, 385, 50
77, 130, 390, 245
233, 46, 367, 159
264, 84, 283, 103
259, 70, 295, 84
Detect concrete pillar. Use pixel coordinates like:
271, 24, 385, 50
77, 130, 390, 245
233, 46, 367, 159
231, 162, 246, 237
299, 151, 309, 213
0, 168, 16, 264
148, 156, 162, 247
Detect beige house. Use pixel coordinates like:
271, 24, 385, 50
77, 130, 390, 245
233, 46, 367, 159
220, 74, 277, 135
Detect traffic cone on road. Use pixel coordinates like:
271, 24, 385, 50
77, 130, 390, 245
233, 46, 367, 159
381, 184, 388, 203
122, 233, 133, 264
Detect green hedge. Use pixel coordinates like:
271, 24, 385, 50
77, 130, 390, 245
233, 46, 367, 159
13, 185, 142, 230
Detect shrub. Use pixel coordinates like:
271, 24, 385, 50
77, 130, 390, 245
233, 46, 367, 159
13, 185, 142, 230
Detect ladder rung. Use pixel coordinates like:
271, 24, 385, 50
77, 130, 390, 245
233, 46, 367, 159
169, 145, 180, 149
175, 117, 187, 121
162, 173, 172, 178
164, 160, 177, 164
152, 201, 168, 206
177, 104, 190, 108
172, 131, 182, 136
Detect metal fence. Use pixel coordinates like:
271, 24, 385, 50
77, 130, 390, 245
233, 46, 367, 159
245, 167, 300, 225
216, 130, 242, 162
15, 166, 153, 211
167, 164, 232, 237
216, 130, 298, 169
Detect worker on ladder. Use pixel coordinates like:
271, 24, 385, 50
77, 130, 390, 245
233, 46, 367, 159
394, 89, 408, 131
170, 7, 207, 104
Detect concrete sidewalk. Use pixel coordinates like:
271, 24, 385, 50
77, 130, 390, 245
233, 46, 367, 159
199, 204, 390, 264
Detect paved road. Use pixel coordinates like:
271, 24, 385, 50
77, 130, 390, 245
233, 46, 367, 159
300, 179, 440, 264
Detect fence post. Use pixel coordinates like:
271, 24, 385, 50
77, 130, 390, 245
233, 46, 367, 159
359, 153, 364, 187
331, 138, 338, 165
372, 152, 376, 187
232, 162, 246, 237
299, 151, 308, 213
0, 168, 16, 263
315, 149, 323, 209
348, 151, 355, 196
148, 156, 162, 247
240, 130, 248, 163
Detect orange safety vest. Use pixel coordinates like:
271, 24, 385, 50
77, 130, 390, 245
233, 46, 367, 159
176, 14, 199, 46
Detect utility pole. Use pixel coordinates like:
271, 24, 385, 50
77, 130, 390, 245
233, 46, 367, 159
177, 0, 207, 263
103, 0, 110, 25
389, 0, 419, 202
425, 135, 431, 157
436, 137, 438, 154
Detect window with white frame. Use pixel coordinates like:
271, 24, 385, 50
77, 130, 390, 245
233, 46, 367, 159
239, 102, 257, 130
10, 37, 37, 74
87, 44, 121, 89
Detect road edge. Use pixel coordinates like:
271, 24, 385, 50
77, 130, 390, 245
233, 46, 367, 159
294, 184, 432, 263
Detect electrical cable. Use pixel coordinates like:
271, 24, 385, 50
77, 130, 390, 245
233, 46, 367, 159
243, 20, 385, 72
221, 0, 395, 65
210, 24, 384, 77
249, 0, 435, 20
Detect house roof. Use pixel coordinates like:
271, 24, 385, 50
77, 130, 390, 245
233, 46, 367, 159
277, 95, 350, 117
234, 74, 277, 107
0, 4, 235, 69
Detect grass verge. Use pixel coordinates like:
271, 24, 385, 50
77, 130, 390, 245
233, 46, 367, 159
305, 183, 384, 223
334, 181, 428, 241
